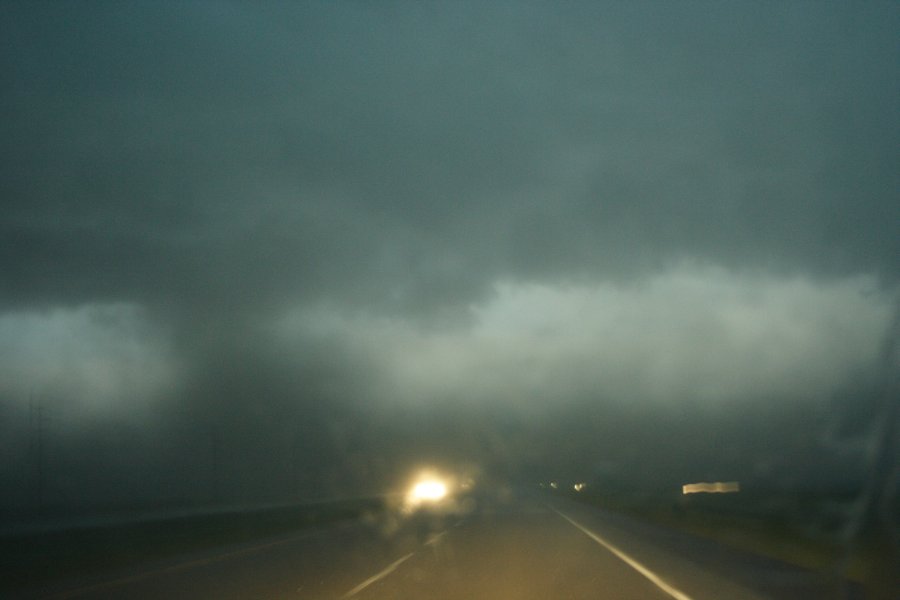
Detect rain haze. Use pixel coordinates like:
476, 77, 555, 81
0, 3, 898, 594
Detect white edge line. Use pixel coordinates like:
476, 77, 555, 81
552, 507, 695, 600
342, 552, 415, 598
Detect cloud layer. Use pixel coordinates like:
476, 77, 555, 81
282, 265, 893, 411
1, 2, 898, 509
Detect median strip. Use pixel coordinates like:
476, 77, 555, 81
47, 530, 321, 600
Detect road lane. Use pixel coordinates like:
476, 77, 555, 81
553, 508, 693, 600
11, 492, 847, 599
545, 497, 860, 600
347, 505, 684, 600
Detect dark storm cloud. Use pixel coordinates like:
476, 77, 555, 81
1, 2, 898, 507
4, 2, 897, 310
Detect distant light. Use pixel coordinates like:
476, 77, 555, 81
550, 482, 558, 489
574, 482, 586, 492
682, 481, 740, 494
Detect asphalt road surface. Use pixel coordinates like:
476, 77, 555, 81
14, 492, 858, 600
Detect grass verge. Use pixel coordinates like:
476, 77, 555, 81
562, 490, 896, 598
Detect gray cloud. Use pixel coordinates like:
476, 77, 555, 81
1, 2, 898, 509
289, 266, 892, 408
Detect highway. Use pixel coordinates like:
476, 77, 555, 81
16, 492, 850, 600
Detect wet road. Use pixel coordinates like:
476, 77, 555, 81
16, 493, 850, 600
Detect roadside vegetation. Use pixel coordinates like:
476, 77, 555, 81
556, 484, 897, 599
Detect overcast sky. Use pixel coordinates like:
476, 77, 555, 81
1, 1, 898, 510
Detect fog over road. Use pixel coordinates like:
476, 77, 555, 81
2, 4, 896, 598
17, 493, 851, 600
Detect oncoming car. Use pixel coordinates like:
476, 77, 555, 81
400, 470, 479, 518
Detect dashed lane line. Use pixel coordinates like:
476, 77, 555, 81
425, 530, 448, 546
341, 552, 415, 598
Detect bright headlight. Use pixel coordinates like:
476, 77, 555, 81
410, 479, 448, 502
404, 472, 453, 511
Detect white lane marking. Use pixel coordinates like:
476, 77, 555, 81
552, 508, 695, 600
342, 552, 415, 598
425, 530, 447, 546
